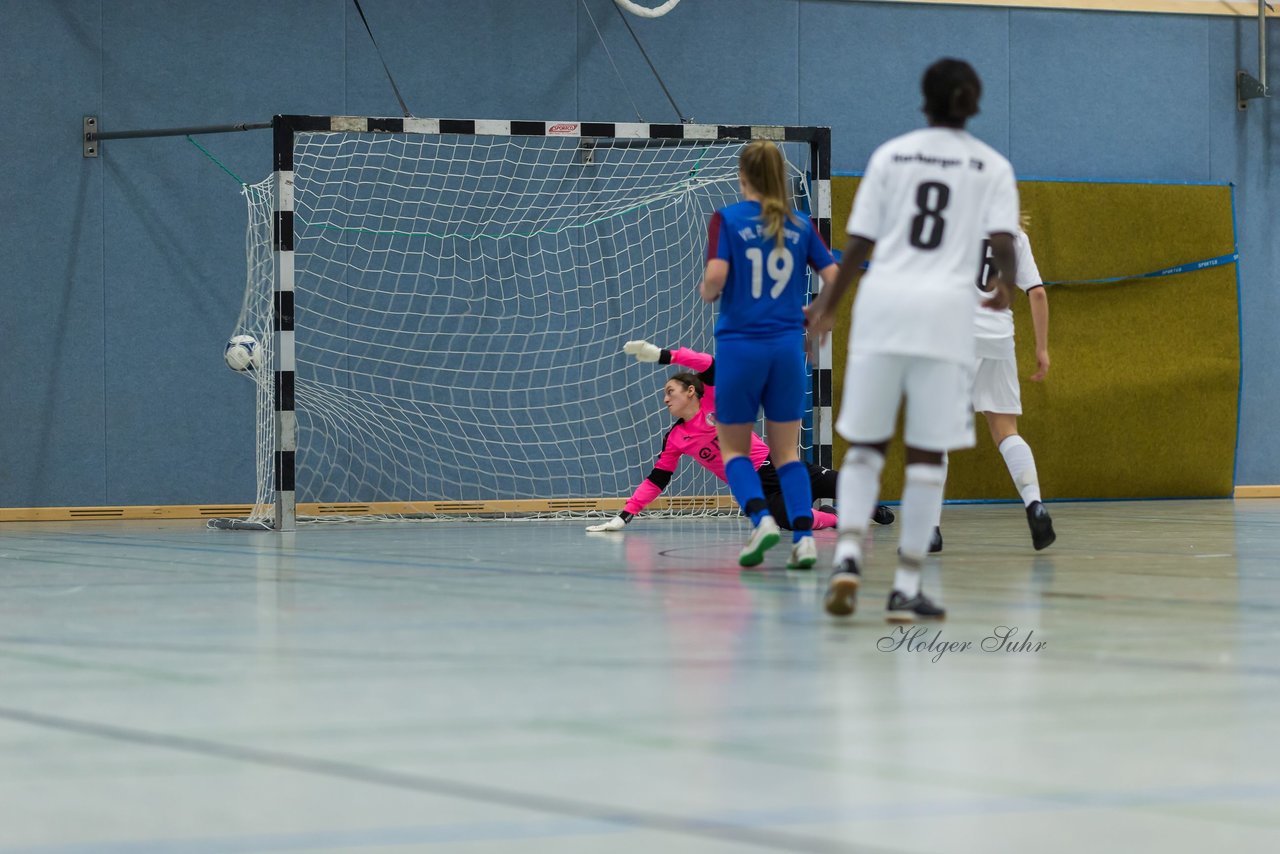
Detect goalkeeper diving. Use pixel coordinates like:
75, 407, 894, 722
586, 340, 896, 532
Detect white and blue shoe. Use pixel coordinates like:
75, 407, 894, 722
786, 535, 817, 570
738, 515, 781, 567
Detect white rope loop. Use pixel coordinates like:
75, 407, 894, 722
613, 0, 682, 18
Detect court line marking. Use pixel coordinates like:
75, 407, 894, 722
0, 705, 884, 854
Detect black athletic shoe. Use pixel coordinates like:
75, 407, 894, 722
817, 504, 896, 526
824, 559, 862, 617
1026, 501, 1056, 551
898, 526, 943, 558
885, 589, 946, 623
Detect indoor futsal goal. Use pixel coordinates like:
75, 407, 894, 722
213, 115, 831, 530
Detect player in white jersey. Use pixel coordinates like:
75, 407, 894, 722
806, 58, 1019, 622
931, 229, 1055, 551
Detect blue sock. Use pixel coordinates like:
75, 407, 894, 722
725, 456, 769, 526
777, 460, 815, 542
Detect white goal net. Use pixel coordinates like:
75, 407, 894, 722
227, 123, 820, 526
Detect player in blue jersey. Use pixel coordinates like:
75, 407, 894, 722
699, 140, 839, 569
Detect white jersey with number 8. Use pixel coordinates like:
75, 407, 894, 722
847, 127, 1019, 365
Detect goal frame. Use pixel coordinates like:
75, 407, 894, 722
266, 114, 832, 531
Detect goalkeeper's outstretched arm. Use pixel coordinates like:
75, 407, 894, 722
587, 340, 704, 533
586, 464, 675, 532
624, 340, 714, 385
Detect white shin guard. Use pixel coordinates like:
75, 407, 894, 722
998, 434, 1042, 505
835, 447, 885, 563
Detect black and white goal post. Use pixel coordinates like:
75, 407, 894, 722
214, 114, 831, 531
270, 118, 301, 531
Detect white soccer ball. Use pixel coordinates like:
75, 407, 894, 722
224, 334, 261, 372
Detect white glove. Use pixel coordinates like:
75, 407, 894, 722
623, 340, 662, 363
586, 515, 628, 532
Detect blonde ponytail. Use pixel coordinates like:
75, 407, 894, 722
739, 140, 797, 249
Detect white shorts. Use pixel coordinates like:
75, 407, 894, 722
972, 356, 1022, 415
836, 352, 976, 452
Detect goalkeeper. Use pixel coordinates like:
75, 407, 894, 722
586, 340, 896, 532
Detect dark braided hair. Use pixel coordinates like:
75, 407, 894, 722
922, 58, 982, 126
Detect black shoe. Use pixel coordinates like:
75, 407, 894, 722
1026, 501, 1056, 551
898, 526, 943, 557
816, 504, 896, 526
885, 589, 946, 623
824, 559, 862, 617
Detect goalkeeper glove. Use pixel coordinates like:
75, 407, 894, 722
586, 511, 634, 532
623, 340, 662, 363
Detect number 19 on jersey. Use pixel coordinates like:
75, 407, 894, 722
744, 246, 795, 298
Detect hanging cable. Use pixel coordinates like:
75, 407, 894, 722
610, 0, 688, 122
351, 0, 413, 117
581, 0, 646, 122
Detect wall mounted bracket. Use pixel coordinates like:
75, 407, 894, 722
83, 116, 98, 157
1238, 2, 1272, 111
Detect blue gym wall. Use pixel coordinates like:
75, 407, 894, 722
1, 0, 1275, 507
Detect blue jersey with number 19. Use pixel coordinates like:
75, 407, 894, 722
708, 200, 834, 341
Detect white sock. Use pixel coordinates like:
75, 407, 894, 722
897, 463, 945, 592
834, 447, 884, 565
930, 452, 948, 529
894, 567, 922, 598
998, 435, 1042, 505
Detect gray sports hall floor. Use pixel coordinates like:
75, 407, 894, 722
1, 499, 1278, 853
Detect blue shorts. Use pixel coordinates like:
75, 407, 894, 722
713, 334, 808, 424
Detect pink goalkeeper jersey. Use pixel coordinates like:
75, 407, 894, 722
623, 347, 772, 515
